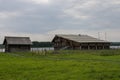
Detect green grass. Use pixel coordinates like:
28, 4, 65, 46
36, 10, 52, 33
0, 50, 120, 80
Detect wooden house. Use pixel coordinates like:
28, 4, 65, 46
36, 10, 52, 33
52, 34, 110, 50
3, 36, 32, 52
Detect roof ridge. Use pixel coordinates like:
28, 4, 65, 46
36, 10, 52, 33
54, 34, 110, 43
3, 36, 32, 45
5, 36, 30, 38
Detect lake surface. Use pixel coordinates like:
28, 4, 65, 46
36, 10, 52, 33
31, 47, 54, 51
0, 49, 5, 52
110, 46, 120, 49
0, 47, 54, 52
0, 46, 120, 52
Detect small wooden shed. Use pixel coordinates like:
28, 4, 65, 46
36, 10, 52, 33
3, 36, 32, 52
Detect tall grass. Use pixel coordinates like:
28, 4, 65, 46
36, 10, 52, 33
0, 50, 120, 80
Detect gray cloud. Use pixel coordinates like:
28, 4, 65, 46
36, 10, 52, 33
0, 0, 120, 42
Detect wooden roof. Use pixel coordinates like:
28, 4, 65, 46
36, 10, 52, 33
52, 34, 110, 43
3, 36, 32, 45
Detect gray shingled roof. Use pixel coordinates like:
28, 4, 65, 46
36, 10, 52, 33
55, 34, 109, 43
3, 36, 32, 45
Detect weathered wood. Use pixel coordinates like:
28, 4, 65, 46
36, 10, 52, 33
3, 36, 32, 52
52, 35, 110, 50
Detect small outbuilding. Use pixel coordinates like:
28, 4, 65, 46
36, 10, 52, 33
3, 36, 32, 52
52, 34, 111, 50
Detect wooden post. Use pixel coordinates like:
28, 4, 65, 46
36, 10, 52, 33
88, 44, 90, 50
80, 46, 81, 50
96, 46, 97, 50
103, 45, 105, 49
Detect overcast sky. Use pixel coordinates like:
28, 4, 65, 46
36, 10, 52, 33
0, 0, 120, 43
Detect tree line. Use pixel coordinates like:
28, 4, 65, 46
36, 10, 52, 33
32, 41, 53, 48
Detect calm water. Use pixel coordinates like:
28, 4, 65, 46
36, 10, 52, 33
31, 47, 54, 51
0, 47, 54, 52
110, 46, 120, 49
0, 49, 5, 52
0, 46, 120, 52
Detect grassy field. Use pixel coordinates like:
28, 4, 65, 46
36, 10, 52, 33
0, 50, 120, 80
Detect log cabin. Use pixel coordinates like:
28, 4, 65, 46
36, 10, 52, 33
52, 34, 110, 50
3, 36, 32, 52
